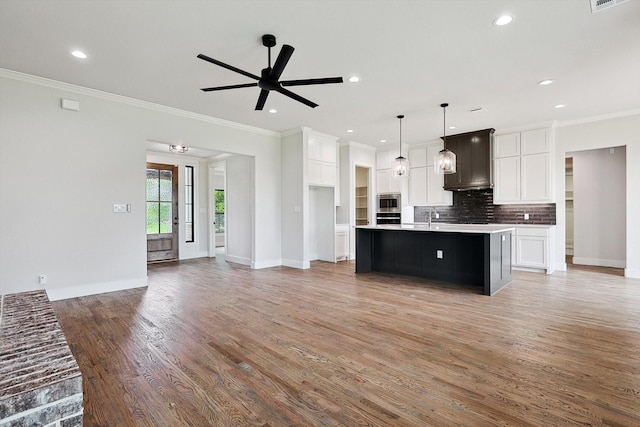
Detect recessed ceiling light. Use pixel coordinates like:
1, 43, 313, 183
268, 108, 277, 114
449, 125, 457, 130
538, 79, 555, 86
380, 139, 387, 143
554, 104, 566, 109
348, 75, 360, 83
493, 15, 513, 26
71, 50, 87, 59
346, 129, 354, 133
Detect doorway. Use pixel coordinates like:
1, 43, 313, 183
355, 166, 370, 226
209, 162, 226, 258
146, 163, 179, 262
566, 147, 626, 275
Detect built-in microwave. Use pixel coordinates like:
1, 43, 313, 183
377, 193, 401, 213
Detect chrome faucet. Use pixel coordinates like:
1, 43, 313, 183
427, 207, 438, 227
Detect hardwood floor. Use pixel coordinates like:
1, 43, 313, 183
566, 255, 625, 276
52, 258, 640, 426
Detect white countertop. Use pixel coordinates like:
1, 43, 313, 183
357, 223, 515, 234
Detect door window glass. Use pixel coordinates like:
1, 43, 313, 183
214, 189, 225, 233
146, 168, 173, 234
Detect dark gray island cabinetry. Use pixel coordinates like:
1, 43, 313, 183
356, 224, 513, 295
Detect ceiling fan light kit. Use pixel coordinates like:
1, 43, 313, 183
198, 34, 343, 110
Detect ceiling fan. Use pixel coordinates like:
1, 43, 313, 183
197, 34, 343, 110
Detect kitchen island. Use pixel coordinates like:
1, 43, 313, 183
356, 224, 514, 295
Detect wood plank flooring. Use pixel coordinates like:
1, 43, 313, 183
52, 258, 640, 426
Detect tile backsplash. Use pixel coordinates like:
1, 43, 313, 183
413, 189, 556, 225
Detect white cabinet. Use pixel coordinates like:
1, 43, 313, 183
408, 165, 427, 205
308, 134, 337, 188
335, 224, 349, 261
521, 153, 550, 201
494, 128, 553, 204
511, 226, 555, 274
494, 156, 520, 201
376, 150, 397, 170
376, 151, 402, 194
408, 142, 453, 206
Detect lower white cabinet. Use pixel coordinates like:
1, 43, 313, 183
510, 226, 555, 274
335, 224, 349, 261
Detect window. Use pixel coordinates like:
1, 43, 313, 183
185, 166, 194, 242
146, 167, 173, 234
214, 189, 225, 233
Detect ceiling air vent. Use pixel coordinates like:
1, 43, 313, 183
590, 0, 629, 13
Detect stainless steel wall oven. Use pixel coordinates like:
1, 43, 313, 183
376, 193, 401, 224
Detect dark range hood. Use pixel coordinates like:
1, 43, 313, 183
442, 128, 495, 191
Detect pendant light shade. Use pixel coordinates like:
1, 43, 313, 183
393, 114, 410, 178
436, 103, 456, 174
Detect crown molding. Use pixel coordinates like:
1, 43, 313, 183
0, 68, 280, 137
556, 109, 640, 128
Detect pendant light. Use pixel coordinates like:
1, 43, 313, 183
436, 103, 456, 174
393, 114, 409, 178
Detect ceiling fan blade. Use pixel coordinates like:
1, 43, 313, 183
201, 83, 258, 92
255, 89, 269, 110
277, 87, 318, 108
270, 44, 294, 81
197, 54, 260, 81
281, 77, 344, 87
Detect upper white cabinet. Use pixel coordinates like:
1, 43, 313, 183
376, 149, 403, 194
308, 133, 338, 188
494, 128, 553, 204
408, 142, 453, 206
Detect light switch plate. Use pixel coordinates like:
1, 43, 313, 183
436, 250, 443, 259
113, 204, 127, 213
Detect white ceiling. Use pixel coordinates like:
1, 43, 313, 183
1, 0, 639, 149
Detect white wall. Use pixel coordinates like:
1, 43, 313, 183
280, 129, 306, 268
570, 147, 626, 268
225, 155, 254, 266
0, 72, 282, 298
555, 113, 640, 277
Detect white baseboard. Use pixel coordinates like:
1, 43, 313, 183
224, 255, 251, 266
625, 268, 640, 279
281, 259, 311, 269
252, 259, 282, 269
46, 277, 148, 301
180, 251, 209, 260
572, 257, 626, 269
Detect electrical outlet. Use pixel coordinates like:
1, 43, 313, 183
38, 275, 47, 285
524, 213, 530, 220
436, 250, 443, 259
435, 212, 440, 219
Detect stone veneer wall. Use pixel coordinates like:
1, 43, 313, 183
414, 189, 556, 225
0, 290, 83, 427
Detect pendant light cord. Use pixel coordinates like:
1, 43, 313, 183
441, 103, 449, 144
397, 114, 404, 158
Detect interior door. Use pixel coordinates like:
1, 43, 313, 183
146, 163, 178, 262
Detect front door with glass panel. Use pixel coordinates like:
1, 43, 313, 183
146, 163, 178, 262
